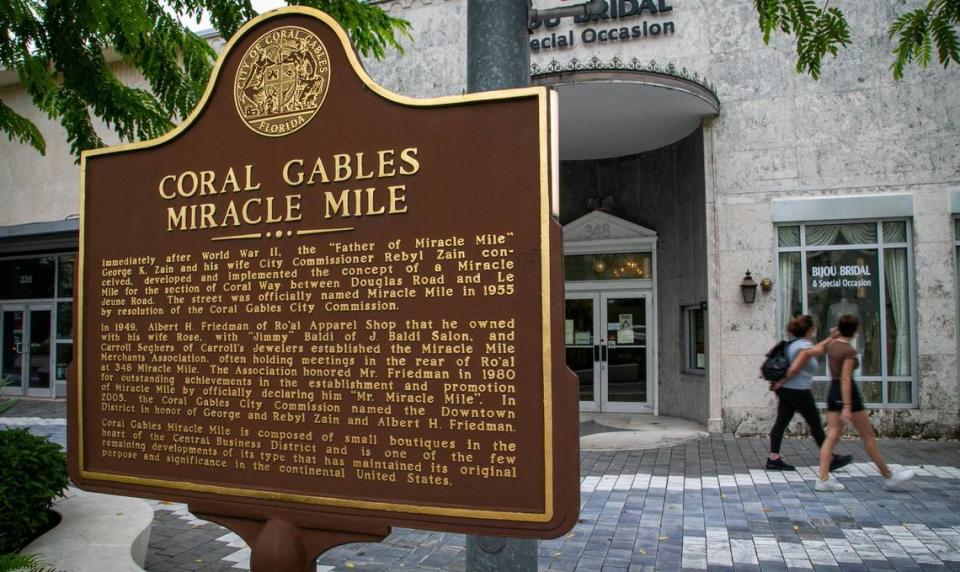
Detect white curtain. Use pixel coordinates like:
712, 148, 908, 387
805, 225, 841, 246
778, 252, 799, 333
778, 228, 801, 336
885, 248, 911, 402
840, 223, 877, 245
779, 227, 801, 248
884, 222, 906, 243
806, 223, 876, 246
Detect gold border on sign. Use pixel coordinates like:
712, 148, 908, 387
78, 7, 556, 524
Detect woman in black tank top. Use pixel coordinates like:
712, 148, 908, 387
798, 314, 914, 492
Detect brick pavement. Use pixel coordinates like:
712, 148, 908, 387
5, 400, 960, 571
0, 397, 65, 418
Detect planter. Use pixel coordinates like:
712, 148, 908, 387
21, 488, 153, 572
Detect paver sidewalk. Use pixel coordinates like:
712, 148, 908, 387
143, 438, 960, 572
6, 400, 960, 571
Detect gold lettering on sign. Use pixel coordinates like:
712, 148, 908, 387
93, 229, 526, 499
160, 147, 420, 237
79, 9, 562, 526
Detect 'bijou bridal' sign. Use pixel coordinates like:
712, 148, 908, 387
70, 7, 578, 570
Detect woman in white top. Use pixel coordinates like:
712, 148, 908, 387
766, 315, 852, 472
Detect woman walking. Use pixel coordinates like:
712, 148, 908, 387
789, 314, 914, 492
766, 315, 852, 472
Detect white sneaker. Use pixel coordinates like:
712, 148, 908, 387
884, 469, 915, 489
815, 478, 845, 492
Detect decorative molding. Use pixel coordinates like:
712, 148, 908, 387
532, 56, 716, 96
563, 211, 658, 255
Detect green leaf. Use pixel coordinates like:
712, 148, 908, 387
755, 0, 958, 79
0, 428, 68, 553
0, 1, 410, 160
51, 88, 104, 158
0, 553, 59, 572
889, 1, 960, 78
0, 99, 45, 153
754, 0, 782, 44
931, 9, 960, 66
752, 0, 850, 80
296, 0, 412, 59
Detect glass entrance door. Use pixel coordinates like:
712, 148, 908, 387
564, 291, 653, 413
601, 292, 651, 412
2, 309, 25, 393
1, 305, 53, 397
565, 294, 601, 411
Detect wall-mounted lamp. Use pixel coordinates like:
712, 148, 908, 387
740, 270, 758, 304
760, 278, 773, 293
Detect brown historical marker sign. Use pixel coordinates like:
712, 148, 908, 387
70, 7, 578, 561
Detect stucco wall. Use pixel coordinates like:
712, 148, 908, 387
700, 1, 960, 436
2, 0, 958, 434
560, 129, 708, 423
0, 82, 82, 227
366, 0, 960, 435
364, 0, 467, 97
0, 60, 183, 227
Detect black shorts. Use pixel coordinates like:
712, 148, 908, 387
826, 379, 865, 413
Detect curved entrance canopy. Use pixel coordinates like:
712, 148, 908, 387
533, 68, 720, 161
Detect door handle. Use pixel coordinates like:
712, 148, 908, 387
601, 343, 607, 362
593, 345, 600, 362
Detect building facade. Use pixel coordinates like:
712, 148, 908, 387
1, 0, 958, 436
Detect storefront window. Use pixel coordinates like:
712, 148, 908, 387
0, 257, 56, 299
565, 252, 653, 281
955, 218, 960, 305
684, 305, 705, 373
57, 302, 73, 340
57, 255, 75, 298
777, 220, 914, 407
0, 253, 76, 388
56, 344, 72, 382
955, 218, 960, 378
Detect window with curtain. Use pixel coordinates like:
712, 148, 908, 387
776, 220, 914, 407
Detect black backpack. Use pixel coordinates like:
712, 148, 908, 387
761, 340, 791, 381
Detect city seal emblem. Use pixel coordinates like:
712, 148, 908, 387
234, 26, 330, 137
